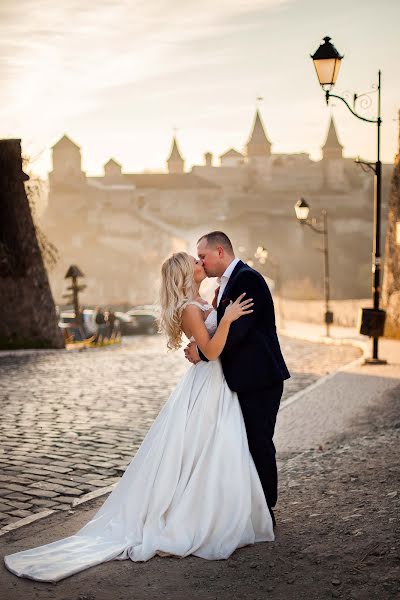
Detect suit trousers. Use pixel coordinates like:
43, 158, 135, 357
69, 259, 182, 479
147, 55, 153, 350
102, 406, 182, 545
237, 381, 283, 510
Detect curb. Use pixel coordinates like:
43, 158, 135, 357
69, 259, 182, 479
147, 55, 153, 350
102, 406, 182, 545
0, 509, 55, 537
279, 323, 369, 413
280, 353, 366, 413
0, 486, 117, 538
279, 325, 368, 357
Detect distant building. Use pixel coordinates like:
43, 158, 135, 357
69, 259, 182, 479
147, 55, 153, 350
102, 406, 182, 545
219, 148, 244, 168
42, 109, 391, 304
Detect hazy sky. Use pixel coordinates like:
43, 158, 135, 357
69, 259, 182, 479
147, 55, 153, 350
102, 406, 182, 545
1, 0, 399, 177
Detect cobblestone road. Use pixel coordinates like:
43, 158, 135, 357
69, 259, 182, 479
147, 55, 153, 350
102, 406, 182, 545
0, 335, 360, 530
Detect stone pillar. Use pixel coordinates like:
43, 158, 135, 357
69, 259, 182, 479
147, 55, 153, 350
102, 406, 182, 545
0, 139, 64, 348
382, 114, 400, 338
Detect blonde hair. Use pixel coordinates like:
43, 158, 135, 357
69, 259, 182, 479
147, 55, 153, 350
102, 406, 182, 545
158, 252, 196, 350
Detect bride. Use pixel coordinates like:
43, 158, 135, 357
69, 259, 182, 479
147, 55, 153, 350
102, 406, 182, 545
4, 252, 274, 582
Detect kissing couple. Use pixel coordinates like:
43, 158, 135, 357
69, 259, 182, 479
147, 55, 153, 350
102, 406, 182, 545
5, 231, 290, 582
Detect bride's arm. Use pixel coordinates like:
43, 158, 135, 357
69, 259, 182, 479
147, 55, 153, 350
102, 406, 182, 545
181, 294, 253, 361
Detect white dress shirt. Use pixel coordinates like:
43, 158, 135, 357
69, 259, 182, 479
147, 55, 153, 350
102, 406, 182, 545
217, 258, 240, 306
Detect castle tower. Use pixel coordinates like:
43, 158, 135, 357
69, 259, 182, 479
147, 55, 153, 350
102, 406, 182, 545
49, 135, 86, 185
245, 109, 272, 178
104, 158, 122, 178
220, 148, 244, 167
322, 117, 346, 190
166, 136, 185, 174
204, 152, 213, 167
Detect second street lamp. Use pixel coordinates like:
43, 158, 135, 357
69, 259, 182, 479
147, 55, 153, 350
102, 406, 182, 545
295, 199, 333, 337
311, 35, 386, 363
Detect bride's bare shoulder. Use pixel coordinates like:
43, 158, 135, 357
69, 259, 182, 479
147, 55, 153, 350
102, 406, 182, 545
181, 304, 205, 340
182, 303, 203, 319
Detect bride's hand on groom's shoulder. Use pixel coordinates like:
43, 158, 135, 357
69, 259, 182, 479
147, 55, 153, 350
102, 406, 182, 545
184, 341, 201, 364
222, 293, 254, 324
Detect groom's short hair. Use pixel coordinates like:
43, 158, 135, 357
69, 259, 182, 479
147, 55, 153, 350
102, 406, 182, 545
198, 231, 234, 255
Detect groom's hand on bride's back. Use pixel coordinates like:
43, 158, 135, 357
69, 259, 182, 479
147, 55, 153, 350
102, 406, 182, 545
184, 341, 201, 364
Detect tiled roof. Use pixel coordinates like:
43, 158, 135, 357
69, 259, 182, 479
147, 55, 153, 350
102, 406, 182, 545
104, 158, 122, 168
52, 135, 80, 150
220, 148, 244, 158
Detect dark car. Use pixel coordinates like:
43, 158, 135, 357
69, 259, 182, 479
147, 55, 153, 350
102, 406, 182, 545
114, 312, 140, 336
126, 308, 158, 335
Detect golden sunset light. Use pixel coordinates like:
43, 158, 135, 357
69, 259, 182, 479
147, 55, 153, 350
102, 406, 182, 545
1, 0, 399, 177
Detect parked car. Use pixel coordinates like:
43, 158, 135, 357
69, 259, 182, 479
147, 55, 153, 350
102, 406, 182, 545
114, 312, 140, 336
126, 307, 159, 335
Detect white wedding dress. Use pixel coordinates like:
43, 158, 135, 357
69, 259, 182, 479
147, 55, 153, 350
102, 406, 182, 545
4, 304, 274, 582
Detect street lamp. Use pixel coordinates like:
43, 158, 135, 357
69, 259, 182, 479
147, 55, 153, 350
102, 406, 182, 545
295, 199, 333, 336
311, 36, 386, 363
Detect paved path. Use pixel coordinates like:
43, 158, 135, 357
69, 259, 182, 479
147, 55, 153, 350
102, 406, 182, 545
0, 334, 361, 530
1, 333, 398, 600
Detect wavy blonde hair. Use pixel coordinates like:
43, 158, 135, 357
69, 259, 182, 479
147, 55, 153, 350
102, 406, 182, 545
158, 252, 196, 350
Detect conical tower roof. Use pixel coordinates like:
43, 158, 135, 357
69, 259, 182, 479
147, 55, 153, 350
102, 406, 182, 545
246, 109, 271, 156
167, 136, 184, 162
248, 110, 271, 145
322, 117, 343, 150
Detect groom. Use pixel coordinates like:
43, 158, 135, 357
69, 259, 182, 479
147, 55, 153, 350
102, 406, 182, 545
185, 231, 290, 526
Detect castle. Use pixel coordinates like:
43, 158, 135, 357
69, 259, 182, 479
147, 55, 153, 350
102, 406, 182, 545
42, 109, 391, 305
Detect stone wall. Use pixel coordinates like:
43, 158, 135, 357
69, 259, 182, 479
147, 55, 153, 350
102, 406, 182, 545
0, 139, 64, 349
42, 182, 188, 306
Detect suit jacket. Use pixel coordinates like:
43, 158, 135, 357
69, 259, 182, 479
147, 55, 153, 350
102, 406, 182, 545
199, 260, 290, 393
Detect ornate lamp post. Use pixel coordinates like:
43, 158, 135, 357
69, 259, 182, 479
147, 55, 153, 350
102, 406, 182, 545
311, 36, 386, 362
295, 199, 333, 337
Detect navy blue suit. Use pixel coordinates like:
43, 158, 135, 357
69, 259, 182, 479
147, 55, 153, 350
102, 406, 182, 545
199, 260, 290, 511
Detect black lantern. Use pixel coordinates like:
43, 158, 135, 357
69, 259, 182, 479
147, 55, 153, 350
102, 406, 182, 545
294, 198, 310, 222
311, 36, 343, 90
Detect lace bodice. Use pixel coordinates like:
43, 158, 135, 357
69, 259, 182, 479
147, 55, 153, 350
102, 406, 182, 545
186, 301, 218, 337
